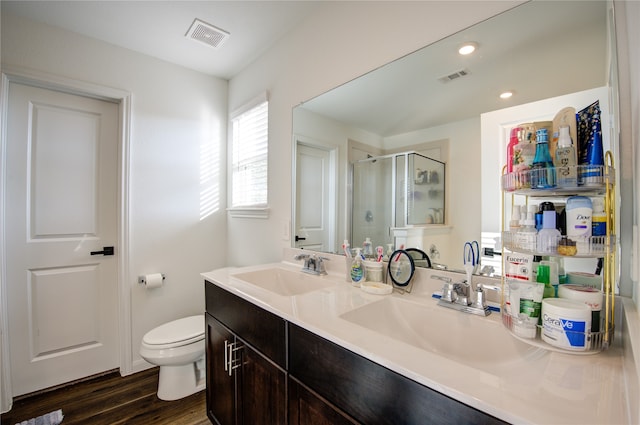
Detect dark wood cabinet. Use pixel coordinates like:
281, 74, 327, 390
288, 323, 507, 425
205, 283, 287, 425
206, 314, 236, 425
289, 376, 358, 425
205, 280, 508, 425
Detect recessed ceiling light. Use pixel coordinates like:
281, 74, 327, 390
458, 42, 478, 56
500, 91, 514, 99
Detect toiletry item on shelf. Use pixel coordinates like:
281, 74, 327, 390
566, 196, 592, 254
362, 237, 373, 258
541, 298, 591, 351
505, 252, 534, 281
515, 205, 537, 251
552, 106, 577, 163
512, 130, 536, 189
507, 127, 521, 173
557, 237, 577, 256
558, 284, 603, 332
510, 204, 522, 231
535, 202, 556, 231
591, 197, 607, 237
537, 263, 555, 299
537, 210, 561, 253
514, 279, 545, 338
576, 100, 605, 186
540, 260, 559, 297
350, 248, 365, 287
555, 125, 578, 187
582, 123, 605, 186
530, 128, 556, 189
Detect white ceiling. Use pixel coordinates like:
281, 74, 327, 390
2, 0, 322, 80
2, 1, 609, 136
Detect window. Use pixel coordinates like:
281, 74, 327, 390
229, 94, 269, 218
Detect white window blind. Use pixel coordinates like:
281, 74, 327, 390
230, 96, 269, 214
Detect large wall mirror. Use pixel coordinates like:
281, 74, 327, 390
292, 0, 618, 274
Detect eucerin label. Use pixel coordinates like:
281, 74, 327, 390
505, 253, 533, 281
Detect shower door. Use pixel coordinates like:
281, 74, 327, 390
351, 156, 393, 251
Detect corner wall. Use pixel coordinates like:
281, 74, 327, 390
1, 14, 229, 372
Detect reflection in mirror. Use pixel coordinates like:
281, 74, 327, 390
292, 1, 615, 274
351, 152, 445, 253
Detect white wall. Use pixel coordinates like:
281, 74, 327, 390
227, 0, 524, 266
1, 14, 229, 371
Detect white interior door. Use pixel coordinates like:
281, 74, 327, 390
295, 142, 335, 251
5, 82, 119, 396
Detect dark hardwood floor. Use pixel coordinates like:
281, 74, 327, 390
1, 368, 209, 425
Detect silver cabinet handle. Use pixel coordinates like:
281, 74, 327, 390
224, 340, 243, 376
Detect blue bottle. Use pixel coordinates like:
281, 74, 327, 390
530, 128, 556, 189
582, 122, 604, 186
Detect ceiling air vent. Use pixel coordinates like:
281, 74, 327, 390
185, 18, 230, 49
438, 68, 471, 84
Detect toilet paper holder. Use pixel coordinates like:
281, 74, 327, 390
138, 274, 166, 285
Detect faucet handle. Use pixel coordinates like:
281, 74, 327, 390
294, 253, 310, 261
441, 282, 456, 303
473, 284, 487, 309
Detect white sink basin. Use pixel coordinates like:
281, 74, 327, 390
231, 267, 334, 296
340, 296, 546, 370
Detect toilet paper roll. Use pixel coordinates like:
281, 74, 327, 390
144, 273, 164, 288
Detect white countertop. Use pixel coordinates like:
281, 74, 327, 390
202, 254, 634, 425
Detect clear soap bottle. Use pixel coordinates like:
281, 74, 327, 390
516, 205, 537, 251
531, 128, 556, 189
555, 125, 577, 187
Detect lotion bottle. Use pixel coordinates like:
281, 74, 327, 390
555, 125, 577, 187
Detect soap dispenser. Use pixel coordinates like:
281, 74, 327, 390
350, 248, 365, 287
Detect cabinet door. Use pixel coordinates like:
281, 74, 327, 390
289, 376, 358, 425
238, 342, 287, 425
206, 314, 237, 425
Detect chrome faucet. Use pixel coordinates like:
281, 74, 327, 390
294, 253, 328, 275
437, 279, 490, 316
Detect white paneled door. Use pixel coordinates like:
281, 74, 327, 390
295, 142, 335, 251
5, 82, 119, 396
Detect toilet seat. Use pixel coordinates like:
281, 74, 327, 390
142, 315, 204, 349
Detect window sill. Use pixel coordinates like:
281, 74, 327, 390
227, 207, 270, 219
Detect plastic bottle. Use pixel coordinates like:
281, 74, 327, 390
515, 205, 537, 251
350, 248, 365, 287
507, 127, 521, 173
537, 210, 561, 253
582, 121, 605, 186
591, 197, 607, 237
530, 128, 556, 189
362, 237, 373, 258
535, 202, 555, 231
512, 133, 536, 189
566, 196, 592, 254
555, 125, 577, 187
510, 205, 522, 232
537, 263, 555, 299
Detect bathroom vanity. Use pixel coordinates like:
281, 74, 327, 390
203, 250, 633, 425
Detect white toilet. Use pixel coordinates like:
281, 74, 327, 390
139, 315, 206, 401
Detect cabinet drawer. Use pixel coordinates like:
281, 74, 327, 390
289, 323, 507, 425
205, 281, 287, 368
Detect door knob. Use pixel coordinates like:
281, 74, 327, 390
295, 235, 306, 242
90, 246, 114, 256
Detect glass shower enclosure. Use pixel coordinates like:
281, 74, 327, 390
351, 152, 445, 250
